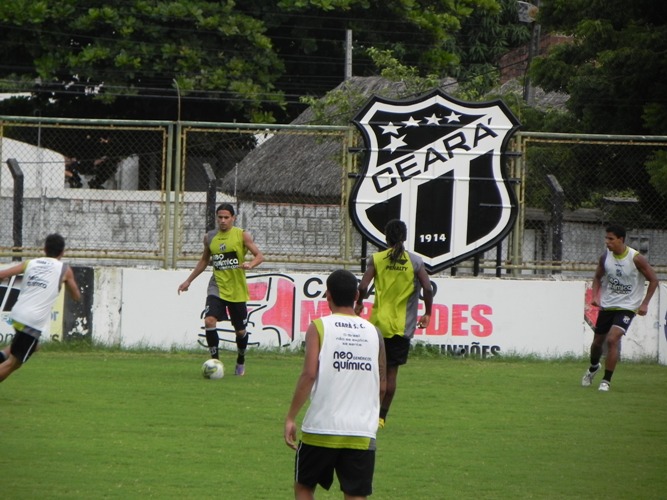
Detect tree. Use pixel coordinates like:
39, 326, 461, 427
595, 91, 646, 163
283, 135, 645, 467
0, 1, 284, 121
530, 0, 667, 136
0, 0, 517, 122
528, 0, 667, 218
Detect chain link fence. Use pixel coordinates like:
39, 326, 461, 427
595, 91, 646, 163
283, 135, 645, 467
1, 116, 666, 278
513, 132, 667, 277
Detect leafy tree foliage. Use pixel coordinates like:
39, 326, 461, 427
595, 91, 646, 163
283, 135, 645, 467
0, 0, 527, 122
531, 0, 667, 136
0, 0, 284, 121
529, 0, 667, 214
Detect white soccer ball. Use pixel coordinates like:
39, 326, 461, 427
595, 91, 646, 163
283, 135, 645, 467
202, 359, 224, 379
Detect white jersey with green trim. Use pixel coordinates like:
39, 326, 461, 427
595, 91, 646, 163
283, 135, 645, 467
600, 246, 645, 311
10, 257, 66, 335
302, 314, 381, 439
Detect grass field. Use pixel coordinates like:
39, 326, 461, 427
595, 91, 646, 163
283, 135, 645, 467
2, 347, 667, 499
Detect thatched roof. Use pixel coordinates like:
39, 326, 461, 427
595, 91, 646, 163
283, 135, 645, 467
222, 76, 456, 202
222, 75, 566, 201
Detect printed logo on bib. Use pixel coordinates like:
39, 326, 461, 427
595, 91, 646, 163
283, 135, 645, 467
212, 251, 240, 271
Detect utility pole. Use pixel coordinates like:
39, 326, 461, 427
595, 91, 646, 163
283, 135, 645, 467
345, 29, 352, 80
518, 0, 540, 104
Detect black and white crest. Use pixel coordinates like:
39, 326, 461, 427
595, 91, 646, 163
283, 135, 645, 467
350, 89, 520, 273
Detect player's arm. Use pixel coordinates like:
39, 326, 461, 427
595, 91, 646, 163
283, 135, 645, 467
178, 234, 211, 294
591, 254, 606, 307
63, 265, 81, 302
284, 322, 320, 450
0, 262, 26, 280
241, 231, 264, 270
634, 253, 659, 316
355, 257, 375, 315
377, 328, 387, 402
416, 265, 433, 328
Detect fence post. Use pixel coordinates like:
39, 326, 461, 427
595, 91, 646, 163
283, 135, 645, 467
6, 158, 23, 261
546, 174, 564, 272
203, 163, 217, 232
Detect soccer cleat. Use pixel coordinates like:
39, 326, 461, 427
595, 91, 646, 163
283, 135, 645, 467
378, 418, 385, 429
581, 364, 600, 387
235, 363, 245, 376
598, 380, 611, 392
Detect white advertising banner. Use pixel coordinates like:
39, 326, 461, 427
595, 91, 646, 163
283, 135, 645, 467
121, 270, 588, 358
659, 284, 667, 365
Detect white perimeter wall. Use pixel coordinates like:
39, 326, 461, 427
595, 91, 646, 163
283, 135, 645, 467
87, 268, 666, 363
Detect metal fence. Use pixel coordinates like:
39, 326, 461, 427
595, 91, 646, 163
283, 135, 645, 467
1, 116, 667, 278
510, 132, 667, 277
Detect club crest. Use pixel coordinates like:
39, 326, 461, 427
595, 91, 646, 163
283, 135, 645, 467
350, 89, 520, 273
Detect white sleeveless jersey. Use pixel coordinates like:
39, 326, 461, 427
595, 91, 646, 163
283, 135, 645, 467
301, 314, 381, 439
11, 257, 66, 335
600, 247, 645, 311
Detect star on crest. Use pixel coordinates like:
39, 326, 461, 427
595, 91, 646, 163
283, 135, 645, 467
383, 134, 407, 153
424, 113, 441, 125
402, 116, 420, 127
445, 111, 461, 123
379, 122, 400, 136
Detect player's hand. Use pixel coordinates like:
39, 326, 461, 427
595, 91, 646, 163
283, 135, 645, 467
354, 303, 364, 316
284, 419, 298, 450
177, 281, 189, 295
417, 314, 431, 329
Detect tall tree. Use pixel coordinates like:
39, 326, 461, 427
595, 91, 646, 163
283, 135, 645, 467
530, 0, 667, 135
0, 0, 284, 121
0, 0, 514, 122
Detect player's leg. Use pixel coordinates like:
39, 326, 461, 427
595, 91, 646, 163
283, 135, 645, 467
0, 331, 38, 382
379, 335, 410, 427
294, 443, 334, 500
228, 302, 249, 376
582, 310, 612, 386
204, 296, 227, 360
294, 482, 315, 500
380, 365, 399, 425
599, 313, 633, 391
336, 448, 375, 500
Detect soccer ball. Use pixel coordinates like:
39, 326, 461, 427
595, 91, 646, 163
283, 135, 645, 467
202, 359, 224, 379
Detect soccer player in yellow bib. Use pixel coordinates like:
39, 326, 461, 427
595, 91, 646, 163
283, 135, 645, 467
355, 219, 433, 429
178, 203, 264, 376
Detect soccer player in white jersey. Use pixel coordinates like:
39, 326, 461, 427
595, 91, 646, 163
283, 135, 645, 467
582, 224, 658, 392
0, 234, 81, 383
285, 269, 387, 499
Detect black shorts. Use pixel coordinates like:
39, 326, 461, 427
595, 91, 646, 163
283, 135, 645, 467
384, 334, 411, 367
204, 295, 248, 331
10, 330, 40, 364
295, 442, 375, 497
595, 309, 636, 335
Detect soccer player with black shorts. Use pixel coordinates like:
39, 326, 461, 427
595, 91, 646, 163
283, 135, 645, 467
178, 203, 264, 376
285, 270, 387, 499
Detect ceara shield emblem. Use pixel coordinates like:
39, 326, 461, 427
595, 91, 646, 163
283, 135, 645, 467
350, 89, 520, 273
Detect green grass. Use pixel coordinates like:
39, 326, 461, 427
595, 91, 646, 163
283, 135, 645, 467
2, 349, 667, 499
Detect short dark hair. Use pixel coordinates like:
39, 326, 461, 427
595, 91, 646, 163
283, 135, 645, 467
606, 224, 626, 240
326, 269, 358, 307
216, 203, 235, 216
44, 233, 66, 257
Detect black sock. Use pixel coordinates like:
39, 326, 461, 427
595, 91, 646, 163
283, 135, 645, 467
236, 332, 248, 365
589, 363, 600, 372
603, 370, 613, 382
205, 329, 219, 359
380, 408, 389, 420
